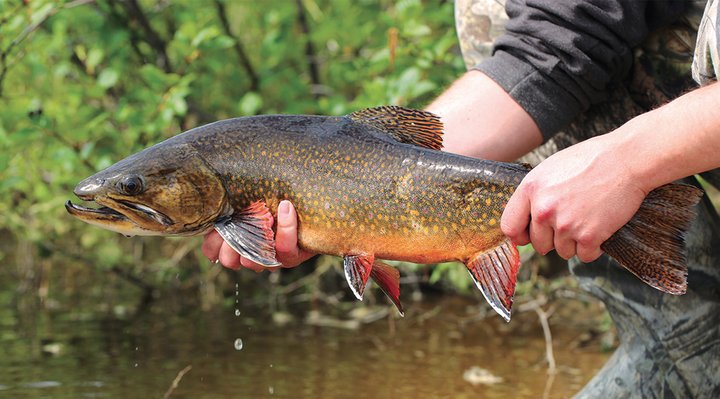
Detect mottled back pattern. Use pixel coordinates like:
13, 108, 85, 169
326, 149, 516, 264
185, 115, 527, 263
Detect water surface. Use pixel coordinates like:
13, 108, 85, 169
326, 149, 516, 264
0, 294, 610, 398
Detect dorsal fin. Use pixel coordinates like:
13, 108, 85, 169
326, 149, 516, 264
348, 106, 444, 150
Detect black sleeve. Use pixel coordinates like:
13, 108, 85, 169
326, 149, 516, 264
475, 0, 688, 141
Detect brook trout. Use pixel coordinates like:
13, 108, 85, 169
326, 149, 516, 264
66, 106, 702, 321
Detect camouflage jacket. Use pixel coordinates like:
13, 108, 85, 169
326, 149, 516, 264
456, 0, 714, 139
456, 0, 719, 186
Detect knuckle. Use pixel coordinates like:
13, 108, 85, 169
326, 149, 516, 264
533, 204, 554, 223
500, 220, 520, 238
576, 231, 599, 247
554, 220, 572, 234
520, 178, 538, 193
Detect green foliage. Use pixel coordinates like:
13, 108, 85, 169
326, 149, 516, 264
0, 0, 465, 302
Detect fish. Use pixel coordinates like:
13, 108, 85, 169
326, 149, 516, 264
66, 106, 703, 321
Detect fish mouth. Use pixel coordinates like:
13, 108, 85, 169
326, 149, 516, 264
66, 200, 129, 221
66, 197, 174, 235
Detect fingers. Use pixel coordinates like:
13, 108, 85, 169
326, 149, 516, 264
203, 200, 312, 272
529, 218, 554, 255
203, 229, 244, 270
501, 187, 531, 245
202, 230, 224, 262
553, 235, 576, 259
576, 241, 604, 263
218, 240, 243, 270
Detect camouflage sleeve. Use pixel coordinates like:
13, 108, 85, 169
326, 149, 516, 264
475, 0, 688, 141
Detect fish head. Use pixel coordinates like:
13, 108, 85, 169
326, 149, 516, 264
66, 142, 228, 236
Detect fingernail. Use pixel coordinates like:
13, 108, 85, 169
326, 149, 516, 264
278, 201, 291, 218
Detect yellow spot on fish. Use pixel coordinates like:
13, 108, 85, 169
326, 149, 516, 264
489, 218, 497, 226
485, 198, 492, 206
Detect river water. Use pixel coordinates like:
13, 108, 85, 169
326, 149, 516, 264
1, 289, 611, 399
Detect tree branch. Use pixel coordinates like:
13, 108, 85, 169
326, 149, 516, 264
213, 0, 259, 92
108, 0, 171, 72
0, 0, 96, 97
295, 0, 322, 98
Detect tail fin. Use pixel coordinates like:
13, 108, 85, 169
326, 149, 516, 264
600, 183, 703, 295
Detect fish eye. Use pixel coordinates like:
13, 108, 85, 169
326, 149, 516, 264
118, 175, 144, 196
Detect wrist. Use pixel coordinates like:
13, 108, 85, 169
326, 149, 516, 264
602, 113, 674, 194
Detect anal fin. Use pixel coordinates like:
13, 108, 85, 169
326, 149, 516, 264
214, 200, 281, 267
466, 239, 521, 322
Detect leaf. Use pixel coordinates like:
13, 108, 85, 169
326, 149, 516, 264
86, 47, 104, 73
238, 92, 263, 115
97, 68, 119, 89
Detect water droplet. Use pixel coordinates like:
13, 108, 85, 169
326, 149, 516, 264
234, 309, 241, 317
134, 363, 138, 367
233, 338, 243, 351
268, 386, 274, 394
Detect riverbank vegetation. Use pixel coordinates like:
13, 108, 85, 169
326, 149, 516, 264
0, 1, 609, 346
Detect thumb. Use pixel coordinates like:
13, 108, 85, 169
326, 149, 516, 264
275, 200, 301, 263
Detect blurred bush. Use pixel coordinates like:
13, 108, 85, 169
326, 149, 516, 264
0, 0, 466, 313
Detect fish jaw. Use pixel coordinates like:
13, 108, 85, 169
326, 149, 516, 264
64, 200, 166, 236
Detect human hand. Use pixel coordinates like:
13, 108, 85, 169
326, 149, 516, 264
500, 134, 648, 262
202, 200, 315, 271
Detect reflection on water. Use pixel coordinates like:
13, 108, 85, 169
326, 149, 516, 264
0, 294, 610, 399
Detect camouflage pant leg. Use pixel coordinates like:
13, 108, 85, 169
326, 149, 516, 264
456, 1, 720, 397
570, 184, 720, 399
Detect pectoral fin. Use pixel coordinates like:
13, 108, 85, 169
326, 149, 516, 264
466, 239, 521, 322
214, 201, 281, 267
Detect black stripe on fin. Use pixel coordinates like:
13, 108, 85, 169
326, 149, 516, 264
343, 255, 374, 300
465, 239, 521, 322
348, 106, 444, 150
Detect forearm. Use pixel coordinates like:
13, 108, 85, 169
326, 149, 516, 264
608, 82, 720, 192
426, 70, 542, 162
